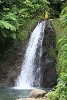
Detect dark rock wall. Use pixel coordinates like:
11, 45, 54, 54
0, 41, 28, 87
0, 20, 57, 88
40, 20, 57, 88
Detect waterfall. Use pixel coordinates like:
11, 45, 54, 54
15, 21, 46, 89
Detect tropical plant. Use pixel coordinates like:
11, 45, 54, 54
48, 5, 67, 100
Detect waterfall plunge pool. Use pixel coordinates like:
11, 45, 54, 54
0, 87, 51, 100
0, 21, 52, 100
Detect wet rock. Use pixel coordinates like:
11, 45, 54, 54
40, 20, 57, 88
0, 41, 28, 87
29, 89, 46, 98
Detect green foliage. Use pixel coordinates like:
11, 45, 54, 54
57, 6, 67, 74
0, 12, 18, 40
48, 5, 67, 99
48, 81, 67, 100
47, 0, 65, 18
0, 20, 16, 31
0, 0, 49, 41
48, 72, 67, 100
60, 6, 67, 30
0, 0, 49, 54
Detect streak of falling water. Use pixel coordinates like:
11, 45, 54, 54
15, 21, 46, 89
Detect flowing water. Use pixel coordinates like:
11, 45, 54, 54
15, 21, 46, 89
0, 21, 52, 100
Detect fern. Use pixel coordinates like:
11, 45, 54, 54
4, 13, 17, 21
10, 33, 16, 39
0, 20, 16, 31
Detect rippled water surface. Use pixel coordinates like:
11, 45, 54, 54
0, 87, 51, 100
0, 87, 32, 100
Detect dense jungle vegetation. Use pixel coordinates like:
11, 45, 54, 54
48, 6, 67, 100
0, 0, 67, 100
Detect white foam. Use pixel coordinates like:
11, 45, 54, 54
15, 21, 46, 89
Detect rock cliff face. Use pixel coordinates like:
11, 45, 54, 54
0, 41, 28, 87
40, 20, 57, 87
0, 20, 57, 88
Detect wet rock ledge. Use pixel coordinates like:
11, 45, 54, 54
40, 20, 57, 88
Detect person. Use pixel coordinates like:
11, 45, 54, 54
45, 10, 48, 20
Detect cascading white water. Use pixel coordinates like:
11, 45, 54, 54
15, 21, 46, 89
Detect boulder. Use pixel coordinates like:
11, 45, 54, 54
29, 89, 46, 98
